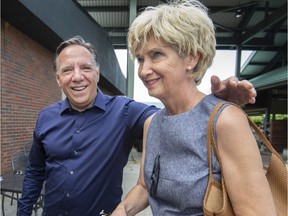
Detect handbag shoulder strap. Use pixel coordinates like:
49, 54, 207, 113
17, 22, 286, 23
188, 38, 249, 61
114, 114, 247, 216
206, 102, 226, 176
207, 101, 286, 177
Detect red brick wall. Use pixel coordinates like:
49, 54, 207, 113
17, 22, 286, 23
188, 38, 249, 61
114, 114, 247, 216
1, 21, 62, 174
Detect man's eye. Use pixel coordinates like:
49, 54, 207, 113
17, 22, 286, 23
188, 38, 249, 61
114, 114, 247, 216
61, 69, 73, 75
81, 66, 93, 72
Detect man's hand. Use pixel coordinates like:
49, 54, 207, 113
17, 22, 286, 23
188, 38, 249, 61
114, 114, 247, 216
211, 75, 257, 105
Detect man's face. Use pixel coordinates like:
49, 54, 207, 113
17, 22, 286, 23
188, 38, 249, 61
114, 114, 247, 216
56, 45, 99, 111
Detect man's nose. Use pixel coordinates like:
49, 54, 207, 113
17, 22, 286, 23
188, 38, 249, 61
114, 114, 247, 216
72, 68, 84, 81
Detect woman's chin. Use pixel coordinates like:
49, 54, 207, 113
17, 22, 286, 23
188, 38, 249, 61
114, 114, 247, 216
148, 92, 161, 100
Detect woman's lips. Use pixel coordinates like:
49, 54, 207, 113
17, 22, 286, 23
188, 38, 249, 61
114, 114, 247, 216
145, 78, 159, 87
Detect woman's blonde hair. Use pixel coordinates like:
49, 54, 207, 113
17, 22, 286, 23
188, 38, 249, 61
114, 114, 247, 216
127, 0, 216, 84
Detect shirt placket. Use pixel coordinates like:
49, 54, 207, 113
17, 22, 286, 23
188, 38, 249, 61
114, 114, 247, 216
62, 111, 86, 214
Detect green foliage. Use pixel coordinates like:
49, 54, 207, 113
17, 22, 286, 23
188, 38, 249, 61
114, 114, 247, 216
249, 115, 264, 126
275, 114, 288, 120
249, 114, 288, 125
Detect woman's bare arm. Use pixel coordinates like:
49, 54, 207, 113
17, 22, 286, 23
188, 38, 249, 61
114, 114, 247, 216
216, 106, 276, 215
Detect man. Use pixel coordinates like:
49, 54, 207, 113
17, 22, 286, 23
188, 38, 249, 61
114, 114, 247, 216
18, 35, 256, 216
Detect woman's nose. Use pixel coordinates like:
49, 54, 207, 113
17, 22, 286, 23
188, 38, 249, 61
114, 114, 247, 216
139, 60, 153, 77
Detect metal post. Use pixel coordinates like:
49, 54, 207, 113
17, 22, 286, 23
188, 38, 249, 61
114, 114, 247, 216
235, 44, 242, 79
126, 0, 137, 98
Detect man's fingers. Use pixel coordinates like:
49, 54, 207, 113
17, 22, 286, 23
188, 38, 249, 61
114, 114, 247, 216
249, 98, 256, 104
240, 79, 254, 88
228, 76, 239, 82
210, 75, 221, 92
228, 76, 238, 87
250, 87, 257, 97
211, 75, 221, 85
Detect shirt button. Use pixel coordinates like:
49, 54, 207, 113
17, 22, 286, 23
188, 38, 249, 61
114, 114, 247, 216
66, 192, 70, 197
73, 150, 78, 155
76, 130, 80, 133
70, 171, 74, 175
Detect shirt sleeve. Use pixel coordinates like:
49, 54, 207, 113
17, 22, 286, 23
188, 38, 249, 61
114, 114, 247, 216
18, 116, 46, 215
126, 100, 159, 139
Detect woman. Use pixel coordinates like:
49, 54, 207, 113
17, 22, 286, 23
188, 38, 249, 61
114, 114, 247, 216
111, 0, 276, 215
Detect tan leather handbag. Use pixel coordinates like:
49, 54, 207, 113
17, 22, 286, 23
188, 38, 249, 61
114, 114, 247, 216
203, 102, 287, 216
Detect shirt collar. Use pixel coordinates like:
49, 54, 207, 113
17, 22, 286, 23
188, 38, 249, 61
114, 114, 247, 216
60, 88, 106, 114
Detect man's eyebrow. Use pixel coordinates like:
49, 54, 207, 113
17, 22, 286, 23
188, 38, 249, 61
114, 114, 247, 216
60, 65, 73, 71
81, 63, 93, 66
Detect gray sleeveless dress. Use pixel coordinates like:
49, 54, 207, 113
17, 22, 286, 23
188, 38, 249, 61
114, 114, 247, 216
144, 94, 228, 215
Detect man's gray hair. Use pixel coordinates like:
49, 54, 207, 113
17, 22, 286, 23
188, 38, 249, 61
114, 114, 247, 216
54, 35, 99, 71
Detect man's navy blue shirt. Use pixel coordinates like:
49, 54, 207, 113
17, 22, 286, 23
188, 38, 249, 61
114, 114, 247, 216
18, 89, 158, 216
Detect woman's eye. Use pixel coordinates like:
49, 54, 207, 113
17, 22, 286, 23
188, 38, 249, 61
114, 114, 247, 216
136, 57, 144, 64
152, 52, 161, 59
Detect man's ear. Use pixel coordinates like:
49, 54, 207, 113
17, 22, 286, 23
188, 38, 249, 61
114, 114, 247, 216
56, 74, 61, 88
96, 68, 100, 83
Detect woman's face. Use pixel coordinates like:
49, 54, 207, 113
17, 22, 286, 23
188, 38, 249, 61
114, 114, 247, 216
136, 37, 197, 102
